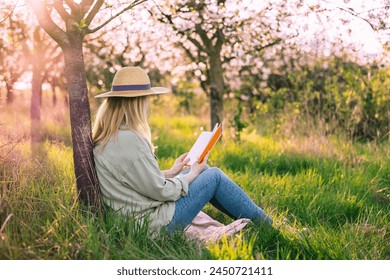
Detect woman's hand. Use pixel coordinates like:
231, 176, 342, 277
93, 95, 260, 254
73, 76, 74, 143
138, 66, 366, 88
185, 152, 209, 184
165, 152, 190, 178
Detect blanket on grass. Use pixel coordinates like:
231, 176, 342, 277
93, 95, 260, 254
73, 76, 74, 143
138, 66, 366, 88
185, 211, 251, 242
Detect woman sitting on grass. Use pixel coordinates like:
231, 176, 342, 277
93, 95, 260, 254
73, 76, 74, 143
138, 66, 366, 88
92, 66, 272, 233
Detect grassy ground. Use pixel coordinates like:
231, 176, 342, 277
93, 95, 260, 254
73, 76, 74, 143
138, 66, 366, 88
0, 93, 389, 260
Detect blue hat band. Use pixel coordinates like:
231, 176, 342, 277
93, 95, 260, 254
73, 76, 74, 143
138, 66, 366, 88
112, 84, 151, 91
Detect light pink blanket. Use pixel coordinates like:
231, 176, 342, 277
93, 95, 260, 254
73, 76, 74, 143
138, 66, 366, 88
184, 211, 251, 242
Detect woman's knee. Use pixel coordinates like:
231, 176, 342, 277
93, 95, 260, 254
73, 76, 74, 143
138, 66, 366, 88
204, 167, 223, 178
206, 167, 227, 186
194, 167, 223, 187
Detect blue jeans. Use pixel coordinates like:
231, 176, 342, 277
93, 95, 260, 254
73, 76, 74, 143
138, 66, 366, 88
166, 167, 272, 232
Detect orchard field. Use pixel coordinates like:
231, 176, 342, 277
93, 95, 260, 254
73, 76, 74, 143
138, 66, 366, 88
0, 0, 389, 261
0, 90, 388, 260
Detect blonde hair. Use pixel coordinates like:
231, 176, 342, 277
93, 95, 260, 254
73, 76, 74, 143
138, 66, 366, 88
92, 96, 153, 152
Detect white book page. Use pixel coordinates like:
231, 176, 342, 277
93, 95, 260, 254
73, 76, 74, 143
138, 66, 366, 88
186, 132, 212, 165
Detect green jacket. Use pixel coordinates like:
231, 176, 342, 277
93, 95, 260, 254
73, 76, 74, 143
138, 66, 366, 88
93, 129, 189, 232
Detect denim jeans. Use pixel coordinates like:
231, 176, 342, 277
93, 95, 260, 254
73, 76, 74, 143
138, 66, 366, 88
166, 166, 272, 232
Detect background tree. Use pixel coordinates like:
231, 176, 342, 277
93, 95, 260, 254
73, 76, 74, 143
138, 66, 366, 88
84, 31, 146, 93
29, 25, 63, 141
1, 2, 64, 142
149, 0, 299, 130
27, 0, 146, 209
83, 10, 181, 95
0, 13, 29, 104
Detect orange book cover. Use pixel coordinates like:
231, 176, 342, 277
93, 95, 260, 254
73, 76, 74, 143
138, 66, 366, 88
186, 123, 222, 165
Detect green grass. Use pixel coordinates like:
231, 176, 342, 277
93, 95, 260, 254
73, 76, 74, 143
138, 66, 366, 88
0, 99, 389, 260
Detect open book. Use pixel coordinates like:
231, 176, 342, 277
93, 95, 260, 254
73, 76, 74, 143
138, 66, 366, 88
186, 123, 222, 165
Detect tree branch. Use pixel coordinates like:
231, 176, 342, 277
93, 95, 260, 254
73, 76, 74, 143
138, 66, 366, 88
186, 33, 206, 53
84, 0, 104, 27
176, 41, 197, 63
86, 0, 147, 34
27, 0, 68, 46
80, 0, 95, 14
222, 55, 236, 64
150, 3, 206, 53
0, 0, 18, 24
337, 6, 376, 30
52, 0, 70, 22
214, 29, 225, 50
64, 0, 78, 11
195, 24, 211, 50
254, 38, 282, 52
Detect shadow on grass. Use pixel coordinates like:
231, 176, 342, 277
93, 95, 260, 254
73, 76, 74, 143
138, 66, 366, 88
221, 150, 344, 177
86, 208, 212, 260
246, 222, 300, 260
247, 222, 326, 260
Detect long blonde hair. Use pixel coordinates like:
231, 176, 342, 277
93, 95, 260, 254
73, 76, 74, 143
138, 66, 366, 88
92, 96, 153, 152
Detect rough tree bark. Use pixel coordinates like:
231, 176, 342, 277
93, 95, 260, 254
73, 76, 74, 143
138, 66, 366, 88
63, 39, 99, 207
27, 1, 98, 209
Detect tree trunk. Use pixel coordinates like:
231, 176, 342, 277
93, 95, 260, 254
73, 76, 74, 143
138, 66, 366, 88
51, 79, 57, 106
30, 59, 43, 142
64, 89, 69, 107
208, 53, 225, 130
31, 61, 43, 119
62, 38, 100, 211
6, 82, 14, 104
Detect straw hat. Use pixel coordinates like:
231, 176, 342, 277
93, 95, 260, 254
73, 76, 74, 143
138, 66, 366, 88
94, 66, 169, 98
